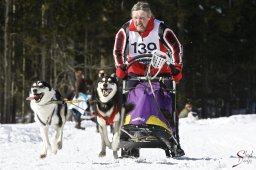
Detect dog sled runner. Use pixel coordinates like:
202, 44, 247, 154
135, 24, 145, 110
119, 52, 182, 158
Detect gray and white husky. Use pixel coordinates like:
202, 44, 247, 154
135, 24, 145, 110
27, 81, 68, 158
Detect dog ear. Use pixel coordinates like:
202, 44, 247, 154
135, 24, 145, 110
42, 81, 52, 91
55, 90, 62, 100
92, 82, 99, 100
110, 73, 119, 83
110, 73, 116, 79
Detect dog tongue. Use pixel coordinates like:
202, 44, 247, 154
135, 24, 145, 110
26, 96, 33, 100
103, 89, 111, 96
26, 95, 40, 100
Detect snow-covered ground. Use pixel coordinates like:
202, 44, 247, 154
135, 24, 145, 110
0, 114, 255, 170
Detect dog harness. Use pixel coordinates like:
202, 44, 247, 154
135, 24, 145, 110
97, 104, 119, 125
36, 108, 55, 126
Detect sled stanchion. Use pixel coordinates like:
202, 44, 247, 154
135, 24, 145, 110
172, 81, 177, 126
172, 81, 180, 147
118, 81, 125, 137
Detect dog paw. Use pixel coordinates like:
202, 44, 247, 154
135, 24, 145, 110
51, 145, 57, 154
47, 145, 52, 152
40, 154, 47, 159
52, 149, 57, 154
113, 151, 118, 159
57, 141, 62, 150
98, 151, 106, 157
40, 148, 48, 158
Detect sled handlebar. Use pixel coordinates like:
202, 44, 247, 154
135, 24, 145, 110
126, 54, 153, 70
126, 54, 178, 77
127, 76, 171, 81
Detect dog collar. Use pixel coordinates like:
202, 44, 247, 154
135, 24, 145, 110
97, 104, 118, 125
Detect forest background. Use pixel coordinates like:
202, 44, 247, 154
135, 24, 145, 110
0, 0, 256, 123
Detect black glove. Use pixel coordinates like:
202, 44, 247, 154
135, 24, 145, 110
169, 64, 180, 76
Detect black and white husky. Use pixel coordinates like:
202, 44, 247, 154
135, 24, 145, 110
95, 75, 133, 159
27, 81, 68, 158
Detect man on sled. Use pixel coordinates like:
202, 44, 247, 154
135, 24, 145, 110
113, 1, 185, 157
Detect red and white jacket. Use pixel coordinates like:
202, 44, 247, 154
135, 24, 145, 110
113, 17, 182, 81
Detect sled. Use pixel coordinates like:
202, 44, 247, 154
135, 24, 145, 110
119, 52, 180, 158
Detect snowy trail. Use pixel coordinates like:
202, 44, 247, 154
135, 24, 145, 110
1, 114, 256, 170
